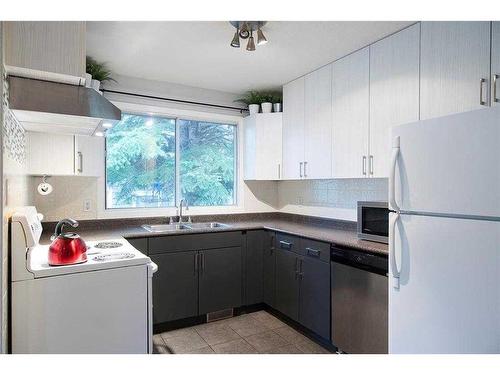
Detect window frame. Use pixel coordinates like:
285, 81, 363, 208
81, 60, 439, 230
100, 101, 241, 217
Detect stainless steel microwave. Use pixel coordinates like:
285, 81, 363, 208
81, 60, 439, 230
357, 201, 389, 244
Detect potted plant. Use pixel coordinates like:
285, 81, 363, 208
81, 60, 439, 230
86, 56, 117, 92
270, 92, 283, 113
261, 93, 274, 114
234, 91, 265, 115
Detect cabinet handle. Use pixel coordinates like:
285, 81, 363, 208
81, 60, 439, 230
270, 235, 275, 251
77, 151, 83, 173
299, 162, 303, 178
362, 156, 367, 176
299, 259, 304, 279
295, 257, 299, 279
194, 253, 199, 273
369, 155, 374, 176
494, 74, 499, 103
303, 161, 307, 178
480, 78, 487, 106
306, 247, 320, 257
201, 253, 205, 272
279, 240, 292, 250
277, 163, 281, 179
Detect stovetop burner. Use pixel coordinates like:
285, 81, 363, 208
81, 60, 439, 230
94, 241, 123, 249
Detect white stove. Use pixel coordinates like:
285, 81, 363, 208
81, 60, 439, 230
27, 238, 151, 278
10, 207, 157, 354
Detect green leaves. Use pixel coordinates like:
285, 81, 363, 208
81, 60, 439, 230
105, 114, 236, 208
86, 56, 117, 83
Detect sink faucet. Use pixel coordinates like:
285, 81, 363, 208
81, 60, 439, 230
179, 199, 189, 223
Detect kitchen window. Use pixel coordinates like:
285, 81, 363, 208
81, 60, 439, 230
105, 113, 237, 209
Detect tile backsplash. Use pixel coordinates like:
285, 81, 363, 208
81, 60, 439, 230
29, 176, 98, 222
278, 178, 388, 221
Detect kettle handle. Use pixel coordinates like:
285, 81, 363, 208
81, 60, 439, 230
54, 218, 79, 237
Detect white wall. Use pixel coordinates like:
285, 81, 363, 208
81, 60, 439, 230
103, 74, 245, 116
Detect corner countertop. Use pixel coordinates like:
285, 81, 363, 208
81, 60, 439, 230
40, 213, 388, 256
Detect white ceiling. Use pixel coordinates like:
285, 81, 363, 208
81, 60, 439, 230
86, 21, 414, 94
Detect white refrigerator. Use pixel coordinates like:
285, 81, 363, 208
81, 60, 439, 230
389, 107, 500, 354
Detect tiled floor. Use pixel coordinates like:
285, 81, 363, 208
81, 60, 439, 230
153, 310, 332, 354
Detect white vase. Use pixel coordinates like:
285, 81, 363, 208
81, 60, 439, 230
248, 104, 260, 115
85, 73, 92, 88
91, 79, 101, 91
261, 102, 272, 113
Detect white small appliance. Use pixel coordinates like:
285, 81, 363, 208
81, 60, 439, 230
389, 107, 500, 353
10, 206, 158, 354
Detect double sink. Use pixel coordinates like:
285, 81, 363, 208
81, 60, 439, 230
142, 222, 231, 233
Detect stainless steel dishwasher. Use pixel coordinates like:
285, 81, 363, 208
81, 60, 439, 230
331, 246, 388, 354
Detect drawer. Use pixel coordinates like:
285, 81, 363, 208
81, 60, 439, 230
300, 238, 330, 263
149, 231, 243, 254
276, 233, 300, 254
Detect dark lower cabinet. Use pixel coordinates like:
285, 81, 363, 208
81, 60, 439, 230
275, 248, 300, 321
274, 236, 331, 340
245, 231, 264, 305
199, 247, 242, 314
127, 237, 148, 255
299, 256, 330, 339
263, 231, 276, 307
150, 252, 198, 324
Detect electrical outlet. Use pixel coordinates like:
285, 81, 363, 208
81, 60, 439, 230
83, 199, 91, 212
297, 196, 303, 205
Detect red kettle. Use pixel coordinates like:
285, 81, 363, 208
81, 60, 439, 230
49, 219, 87, 266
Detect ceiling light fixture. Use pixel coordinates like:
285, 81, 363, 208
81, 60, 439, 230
246, 31, 256, 51
257, 28, 268, 45
230, 29, 240, 48
229, 21, 267, 51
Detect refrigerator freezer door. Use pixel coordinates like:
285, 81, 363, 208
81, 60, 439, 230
389, 212, 500, 353
391, 107, 500, 217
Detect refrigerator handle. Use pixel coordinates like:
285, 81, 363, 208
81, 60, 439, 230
389, 136, 401, 212
389, 213, 401, 290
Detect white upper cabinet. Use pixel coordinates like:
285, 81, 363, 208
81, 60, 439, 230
332, 47, 370, 178
26, 132, 75, 176
492, 22, 500, 107
3, 21, 86, 80
282, 77, 305, 179
369, 23, 420, 178
74, 135, 105, 177
26, 132, 104, 177
243, 113, 282, 180
304, 64, 333, 179
420, 22, 491, 120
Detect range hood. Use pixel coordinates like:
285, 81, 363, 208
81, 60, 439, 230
7, 75, 122, 136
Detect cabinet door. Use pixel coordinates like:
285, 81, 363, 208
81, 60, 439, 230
199, 247, 242, 314
299, 256, 330, 340
243, 115, 257, 180
263, 231, 276, 307
275, 248, 300, 321
304, 64, 332, 179
4, 21, 86, 79
150, 252, 198, 324
332, 47, 370, 178
256, 113, 283, 180
26, 132, 75, 175
245, 231, 264, 305
75, 135, 104, 177
420, 21, 491, 120
369, 24, 420, 178
282, 77, 305, 179
492, 22, 500, 107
